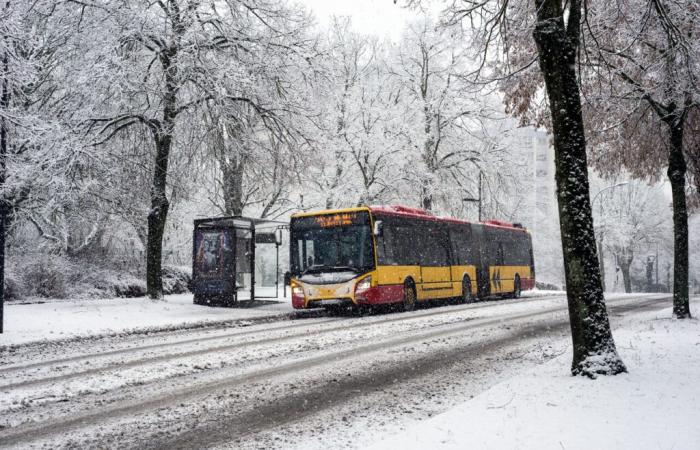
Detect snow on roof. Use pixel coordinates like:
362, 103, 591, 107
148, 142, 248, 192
369, 205, 528, 231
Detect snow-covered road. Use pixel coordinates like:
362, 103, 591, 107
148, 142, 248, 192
0, 293, 672, 449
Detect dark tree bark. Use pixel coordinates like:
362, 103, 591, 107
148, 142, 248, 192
532, 0, 625, 376
618, 253, 633, 294
146, 36, 178, 299
667, 115, 690, 318
146, 134, 172, 299
638, 96, 692, 317
0, 36, 8, 333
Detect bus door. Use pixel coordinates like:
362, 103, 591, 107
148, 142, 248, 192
418, 224, 452, 300
471, 225, 490, 297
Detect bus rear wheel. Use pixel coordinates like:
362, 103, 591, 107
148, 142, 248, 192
403, 281, 416, 312
461, 277, 473, 304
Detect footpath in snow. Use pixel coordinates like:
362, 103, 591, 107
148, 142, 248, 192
0, 293, 294, 346
371, 301, 700, 450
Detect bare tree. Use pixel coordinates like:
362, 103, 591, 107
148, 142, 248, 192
578, 0, 698, 317
72, 0, 312, 298
408, 0, 626, 376
593, 180, 669, 293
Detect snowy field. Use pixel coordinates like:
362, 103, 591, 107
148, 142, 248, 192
372, 301, 700, 450
1, 292, 293, 346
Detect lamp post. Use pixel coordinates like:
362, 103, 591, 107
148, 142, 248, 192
592, 182, 628, 292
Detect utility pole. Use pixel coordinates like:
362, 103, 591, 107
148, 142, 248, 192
478, 171, 482, 222
463, 170, 483, 222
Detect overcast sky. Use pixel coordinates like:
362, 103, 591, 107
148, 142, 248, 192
298, 0, 426, 40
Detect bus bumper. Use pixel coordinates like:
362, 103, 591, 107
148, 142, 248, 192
355, 284, 404, 305
292, 284, 404, 309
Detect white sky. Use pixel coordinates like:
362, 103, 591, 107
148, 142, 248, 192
298, 0, 424, 40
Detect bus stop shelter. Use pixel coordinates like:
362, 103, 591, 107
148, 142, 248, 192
192, 216, 286, 306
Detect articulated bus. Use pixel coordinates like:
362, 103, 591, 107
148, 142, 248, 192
289, 205, 535, 311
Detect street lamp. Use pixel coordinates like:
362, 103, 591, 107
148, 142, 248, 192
463, 171, 483, 222
592, 181, 628, 292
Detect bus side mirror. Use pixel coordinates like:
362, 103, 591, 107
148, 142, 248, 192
284, 271, 292, 285
373, 220, 384, 237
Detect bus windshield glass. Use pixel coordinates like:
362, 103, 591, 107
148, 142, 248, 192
290, 211, 375, 280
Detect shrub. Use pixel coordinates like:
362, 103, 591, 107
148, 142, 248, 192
23, 256, 68, 299
162, 265, 192, 295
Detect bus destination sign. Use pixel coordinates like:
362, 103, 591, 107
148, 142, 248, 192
291, 211, 370, 230
315, 213, 358, 228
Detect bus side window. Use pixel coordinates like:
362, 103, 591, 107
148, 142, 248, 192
450, 225, 470, 265
377, 224, 397, 265
402, 225, 422, 265
497, 242, 505, 266
421, 225, 449, 266
436, 227, 451, 265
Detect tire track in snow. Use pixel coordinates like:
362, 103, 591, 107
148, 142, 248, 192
0, 295, 569, 389
158, 296, 672, 450
0, 296, 669, 448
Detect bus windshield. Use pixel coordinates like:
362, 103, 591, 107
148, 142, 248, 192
290, 211, 375, 280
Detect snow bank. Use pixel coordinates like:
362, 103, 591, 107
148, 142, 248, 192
371, 306, 700, 450
0, 293, 293, 346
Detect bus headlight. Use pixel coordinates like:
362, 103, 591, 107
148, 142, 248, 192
355, 276, 371, 294
292, 283, 304, 297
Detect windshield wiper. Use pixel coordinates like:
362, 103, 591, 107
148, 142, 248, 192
301, 265, 360, 275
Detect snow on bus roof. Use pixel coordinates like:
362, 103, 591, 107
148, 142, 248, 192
369, 205, 528, 232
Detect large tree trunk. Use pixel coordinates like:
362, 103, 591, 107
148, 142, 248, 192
0, 42, 8, 333
146, 134, 171, 299
533, 0, 625, 376
146, 45, 177, 299
667, 120, 691, 318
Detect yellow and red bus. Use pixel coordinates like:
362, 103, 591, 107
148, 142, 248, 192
289, 205, 535, 311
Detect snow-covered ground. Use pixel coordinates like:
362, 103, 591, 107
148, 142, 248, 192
1, 292, 293, 346
1, 290, 637, 347
371, 302, 700, 450
0, 292, 690, 449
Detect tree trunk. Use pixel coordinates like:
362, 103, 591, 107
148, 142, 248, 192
667, 120, 691, 318
146, 134, 171, 299
222, 157, 245, 216
0, 41, 8, 333
146, 43, 178, 299
533, 0, 625, 377
618, 255, 632, 294
421, 185, 433, 211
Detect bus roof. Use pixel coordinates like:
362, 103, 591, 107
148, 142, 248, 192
290, 205, 529, 233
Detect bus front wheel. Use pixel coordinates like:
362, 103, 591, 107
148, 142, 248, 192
403, 281, 416, 312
